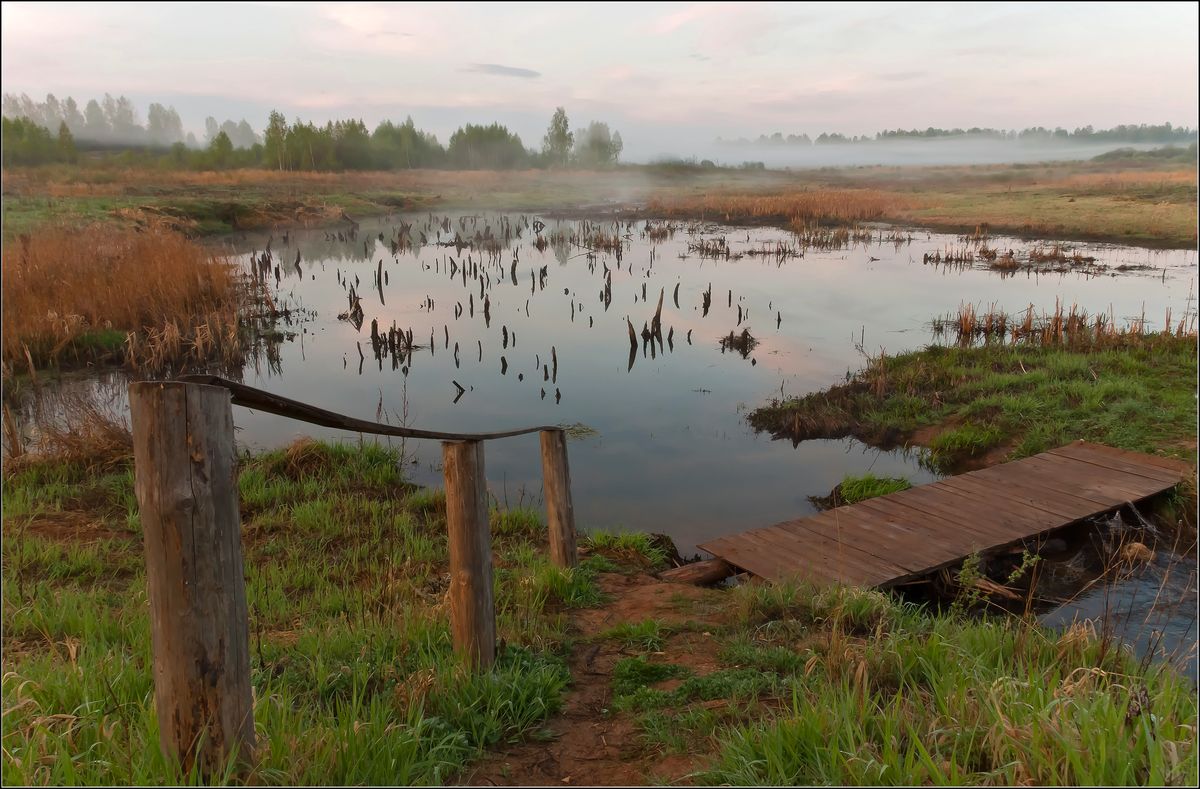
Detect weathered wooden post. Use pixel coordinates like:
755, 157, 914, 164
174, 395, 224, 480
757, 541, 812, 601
442, 439, 496, 669
128, 381, 255, 776
539, 429, 578, 568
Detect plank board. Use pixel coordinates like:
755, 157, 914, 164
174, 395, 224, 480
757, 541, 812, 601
698, 441, 1187, 588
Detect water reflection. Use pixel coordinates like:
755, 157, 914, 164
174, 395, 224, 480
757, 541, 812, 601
12, 211, 1196, 671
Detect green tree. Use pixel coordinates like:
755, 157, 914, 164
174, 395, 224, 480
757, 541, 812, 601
83, 99, 108, 141
333, 119, 372, 169
264, 110, 288, 170
56, 121, 77, 163
573, 121, 622, 167
542, 107, 573, 167
449, 123, 528, 169
1, 117, 57, 165
372, 117, 445, 169
208, 130, 234, 169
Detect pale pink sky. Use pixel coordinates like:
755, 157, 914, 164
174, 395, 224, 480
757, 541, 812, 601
2, 1, 1196, 158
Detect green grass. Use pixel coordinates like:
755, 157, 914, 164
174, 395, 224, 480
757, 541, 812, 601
600, 619, 670, 651
607, 580, 1198, 785
5, 437, 1197, 785
750, 335, 1198, 473
611, 656, 692, 697
582, 529, 670, 568
0, 439, 609, 785
836, 473, 912, 505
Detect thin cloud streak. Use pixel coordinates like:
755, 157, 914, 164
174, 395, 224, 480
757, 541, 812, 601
465, 63, 541, 79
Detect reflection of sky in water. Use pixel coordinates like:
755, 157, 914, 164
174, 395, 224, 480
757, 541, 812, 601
20, 216, 1198, 556
1041, 549, 1198, 684
208, 215, 1194, 553
16, 214, 1196, 672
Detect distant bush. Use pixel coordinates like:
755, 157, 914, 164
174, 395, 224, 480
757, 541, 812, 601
1091, 143, 1198, 163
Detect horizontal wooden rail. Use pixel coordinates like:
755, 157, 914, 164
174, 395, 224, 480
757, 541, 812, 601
178, 374, 559, 441
173, 374, 581, 664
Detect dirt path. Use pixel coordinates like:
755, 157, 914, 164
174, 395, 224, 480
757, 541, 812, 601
461, 572, 728, 786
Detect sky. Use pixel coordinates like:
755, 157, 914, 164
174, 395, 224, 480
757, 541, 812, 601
2, 1, 1197, 160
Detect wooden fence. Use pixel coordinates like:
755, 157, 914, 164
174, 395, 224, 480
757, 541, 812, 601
128, 376, 578, 774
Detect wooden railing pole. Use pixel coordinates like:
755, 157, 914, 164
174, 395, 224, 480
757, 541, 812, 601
540, 429, 578, 568
442, 439, 496, 669
128, 381, 255, 776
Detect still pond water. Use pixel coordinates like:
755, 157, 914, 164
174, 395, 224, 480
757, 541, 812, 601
40, 213, 1200, 677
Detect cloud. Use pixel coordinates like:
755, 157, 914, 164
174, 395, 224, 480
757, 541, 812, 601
465, 63, 541, 79
307, 3, 447, 56
876, 71, 926, 82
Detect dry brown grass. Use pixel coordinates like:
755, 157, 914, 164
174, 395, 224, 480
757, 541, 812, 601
645, 189, 909, 226
1, 225, 242, 373
1056, 169, 1198, 190
930, 300, 1199, 348
3, 389, 132, 472
0, 167, 638, 200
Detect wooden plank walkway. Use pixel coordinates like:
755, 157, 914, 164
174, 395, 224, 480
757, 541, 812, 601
699, 441, 1193, 588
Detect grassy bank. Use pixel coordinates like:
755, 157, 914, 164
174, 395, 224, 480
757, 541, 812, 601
3, 436, 1196, 785
3, 157, 1195, 246
750, 308, 1198, 473
1, 437, 629, 784
1, 226, 245, 377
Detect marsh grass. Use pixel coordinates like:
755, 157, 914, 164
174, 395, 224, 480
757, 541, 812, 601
3, 438, 1196, 784
750, 307, 1198, 471
703, 584, 1197, 785
0, 439, 602, 785
3, 388, 133, 472
1, 225, 243, 374
646, 189, 906, 227
613, 581, 1197, 785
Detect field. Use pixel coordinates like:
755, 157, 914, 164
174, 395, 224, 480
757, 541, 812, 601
2, 152, 1198, 786
2, 153, 1195, 246
3, 437, 1196, 785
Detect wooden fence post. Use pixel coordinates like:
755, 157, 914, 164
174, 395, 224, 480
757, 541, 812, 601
442, 439, 496, 669
128, 381, 255, 776
540, 429, 578, 568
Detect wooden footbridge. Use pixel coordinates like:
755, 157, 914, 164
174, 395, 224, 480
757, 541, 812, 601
697, 441, 1192, 588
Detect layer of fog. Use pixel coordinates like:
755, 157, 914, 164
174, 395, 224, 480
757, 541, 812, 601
628, 136, 1188, 169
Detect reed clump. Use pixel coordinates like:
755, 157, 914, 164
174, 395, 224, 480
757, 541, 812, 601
930, 301, 1197, 349
2, 388, 132, 473
720, 328, 759, 358
1, 225, 243, 374
788, 223, 874, 251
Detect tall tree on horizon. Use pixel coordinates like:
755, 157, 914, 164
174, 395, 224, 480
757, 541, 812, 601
542, 107, 573, 167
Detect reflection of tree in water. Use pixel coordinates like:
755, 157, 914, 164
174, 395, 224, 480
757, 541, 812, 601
552, 234, 571, 266
228, 215, 525, 268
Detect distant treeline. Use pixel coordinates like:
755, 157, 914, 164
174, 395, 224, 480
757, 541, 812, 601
1, 93, 621, 171
719, 123, 1198, 146
1, 93, 256, 149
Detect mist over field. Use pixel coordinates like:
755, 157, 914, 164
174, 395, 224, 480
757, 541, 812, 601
638, 136, 1195, 168
3, 86, 1195, 171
